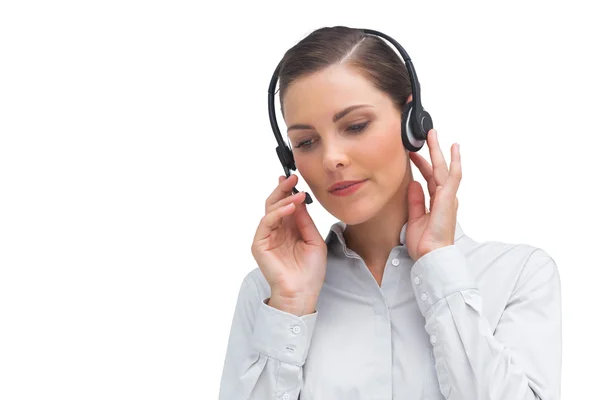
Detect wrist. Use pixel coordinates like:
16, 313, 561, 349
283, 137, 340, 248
267, 294, 318, 317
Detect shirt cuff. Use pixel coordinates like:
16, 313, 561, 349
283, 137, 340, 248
410, 245, 477, 315
251, 297, 318, 366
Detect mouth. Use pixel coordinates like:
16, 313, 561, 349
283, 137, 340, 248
328, 179, 368, 196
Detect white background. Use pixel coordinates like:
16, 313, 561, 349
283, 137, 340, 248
0, 0, 598, 398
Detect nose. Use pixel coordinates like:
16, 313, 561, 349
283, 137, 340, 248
322, 138, 350, 172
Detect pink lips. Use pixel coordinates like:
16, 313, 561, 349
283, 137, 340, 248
328, 180, 367, 196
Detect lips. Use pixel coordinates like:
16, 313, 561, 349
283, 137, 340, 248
334, 182, 358, 190
328, 179, 367, 196
328, 179, 367, 192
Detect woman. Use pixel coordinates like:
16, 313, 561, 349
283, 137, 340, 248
219, 26, 561, 400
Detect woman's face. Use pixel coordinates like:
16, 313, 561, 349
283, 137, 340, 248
282, 63, 412, 224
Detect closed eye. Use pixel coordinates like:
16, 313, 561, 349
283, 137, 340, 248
347, 122, 369, 133
294, 122, 370, 151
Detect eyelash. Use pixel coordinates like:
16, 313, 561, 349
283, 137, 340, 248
294, 122, 370, 150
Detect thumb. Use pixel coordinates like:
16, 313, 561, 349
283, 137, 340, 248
407, 180, 426, 222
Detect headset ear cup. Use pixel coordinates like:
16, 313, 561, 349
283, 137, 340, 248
401, 101, 425, 152
419, 110, 433, 139
283, 144, 312, 204
284, 140, 297, 171
275, 144, 296, 175
286, 146, 296, 171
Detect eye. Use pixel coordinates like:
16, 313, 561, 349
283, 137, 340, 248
347, 121, 369, 133
294, 138, 317, 150
293, 122, 370, 151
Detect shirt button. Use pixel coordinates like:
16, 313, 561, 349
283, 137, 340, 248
420, 293, 428, 302
413, 276, 420, 285
282, 393, 290, 400
430, 334, 437, 345
292, 326, 301, 334
391, 258, 400, 266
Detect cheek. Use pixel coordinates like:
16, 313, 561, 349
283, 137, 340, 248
360, 123, 405, 171
294, 156, 319, 191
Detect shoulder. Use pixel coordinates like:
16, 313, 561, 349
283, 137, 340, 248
458, 232, 557, 267
456, 233, 559, 292
454, 233, 560, 326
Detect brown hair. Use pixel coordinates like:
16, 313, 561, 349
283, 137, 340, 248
278, 26, 412, 117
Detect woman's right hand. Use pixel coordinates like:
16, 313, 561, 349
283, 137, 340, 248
251, 174, 327, 316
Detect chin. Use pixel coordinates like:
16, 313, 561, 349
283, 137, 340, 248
327, 196, 382, 226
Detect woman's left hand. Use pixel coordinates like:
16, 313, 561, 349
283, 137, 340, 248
405, 129, 462, 262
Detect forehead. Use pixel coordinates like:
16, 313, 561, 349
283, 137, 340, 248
282, 64, 385, 122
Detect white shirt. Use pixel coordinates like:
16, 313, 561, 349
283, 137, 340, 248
218, 220, 562, 400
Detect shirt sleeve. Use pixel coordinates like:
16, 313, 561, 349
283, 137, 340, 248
218, 275, 319, 400
410, 245, 561, 400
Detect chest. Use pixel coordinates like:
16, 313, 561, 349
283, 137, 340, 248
300, 285, 445, 400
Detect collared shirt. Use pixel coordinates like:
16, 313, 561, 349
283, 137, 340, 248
218, 221, 562, 400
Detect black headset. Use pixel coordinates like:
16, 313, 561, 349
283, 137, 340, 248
268, 28, 433, 205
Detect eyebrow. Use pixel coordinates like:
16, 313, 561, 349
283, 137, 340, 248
287, 104, 374, 133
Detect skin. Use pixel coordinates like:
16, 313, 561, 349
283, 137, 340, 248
282, 63, 461, 285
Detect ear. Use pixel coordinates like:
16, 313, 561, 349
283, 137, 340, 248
405, 94, 413, 105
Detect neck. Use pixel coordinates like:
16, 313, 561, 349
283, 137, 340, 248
343, 172, 413, 274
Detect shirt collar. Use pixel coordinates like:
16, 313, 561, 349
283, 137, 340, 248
325, 218, 465, 254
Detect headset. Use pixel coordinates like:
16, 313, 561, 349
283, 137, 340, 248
267, 28, 433, 205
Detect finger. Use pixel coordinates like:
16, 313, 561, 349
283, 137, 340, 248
407, 180, 427, 222
269, 190, 306, 214
265, 174, 299, 213
427, 129, 449, 186
409, 151, 437, 198
293, 200, 322, 245
445, 143, 462, 196
431, 185, 442, 211
254, 200, 298, 243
